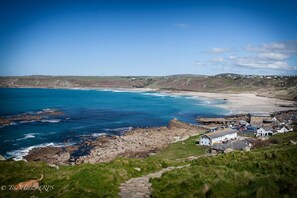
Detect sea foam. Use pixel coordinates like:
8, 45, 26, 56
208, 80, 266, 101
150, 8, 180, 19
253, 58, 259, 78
6, 142, 75, 161
16, 133, 39, 141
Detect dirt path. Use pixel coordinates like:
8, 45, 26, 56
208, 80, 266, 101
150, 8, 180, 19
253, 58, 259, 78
119, 154, 214, 198
119, 165, 189, 198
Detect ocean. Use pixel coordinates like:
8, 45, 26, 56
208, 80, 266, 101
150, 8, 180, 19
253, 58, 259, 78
0, 88, 228, 160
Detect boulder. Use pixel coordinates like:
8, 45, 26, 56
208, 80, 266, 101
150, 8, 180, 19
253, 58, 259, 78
54, 152, 70, 164
0, 155, 5, 161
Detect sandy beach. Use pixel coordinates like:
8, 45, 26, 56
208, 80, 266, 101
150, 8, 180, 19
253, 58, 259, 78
77, 88, 297, 115
162, 91, 297, 115
16, 86, 297, 115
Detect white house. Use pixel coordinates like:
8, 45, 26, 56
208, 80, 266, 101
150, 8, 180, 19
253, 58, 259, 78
272, 117, 278, 122
276, 126, 290, 133
256, 126, 275, 137
200, 129, 238, 146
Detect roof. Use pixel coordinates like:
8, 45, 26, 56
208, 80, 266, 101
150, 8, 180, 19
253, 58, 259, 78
276, 114, 297, 122
262, 126, 274, 131
278, 125, 292, 130
243, 138, 257, 144
203, 129, 237, 139
211, 140, 250, 151
285, 124, 293, 130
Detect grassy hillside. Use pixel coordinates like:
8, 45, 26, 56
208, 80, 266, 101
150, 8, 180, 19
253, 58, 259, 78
1, 133, 297, 197
151, 133, 297, 198
0, 135, 206, 197
0, 74, 296, 100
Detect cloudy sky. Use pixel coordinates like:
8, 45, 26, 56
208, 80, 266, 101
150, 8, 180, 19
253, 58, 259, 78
0, 0, 297, 76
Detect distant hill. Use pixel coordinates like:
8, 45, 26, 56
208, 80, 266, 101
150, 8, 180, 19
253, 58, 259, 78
0, 75, 296, 101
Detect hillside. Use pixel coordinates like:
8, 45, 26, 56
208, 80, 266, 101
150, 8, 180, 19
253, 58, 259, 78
0, 132, 296, 197
151, 133, 297, 197
0, 74, 297, 100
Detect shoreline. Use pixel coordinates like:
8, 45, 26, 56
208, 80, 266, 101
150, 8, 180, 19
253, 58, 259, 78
22, 119, 208, 165
159, 90, 297, 115
1, 87, 296, 162
2, 86, 296, 115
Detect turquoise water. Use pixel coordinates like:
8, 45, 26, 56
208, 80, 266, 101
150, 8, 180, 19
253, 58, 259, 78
0, 88, 228, 159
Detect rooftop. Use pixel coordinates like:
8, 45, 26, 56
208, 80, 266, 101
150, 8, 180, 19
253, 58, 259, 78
211, 140, 250, 151
204, 129, 237, 139
262, 125, 275, 132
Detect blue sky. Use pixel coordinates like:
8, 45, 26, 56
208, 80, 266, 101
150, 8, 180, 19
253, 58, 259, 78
0, 0, 297, 76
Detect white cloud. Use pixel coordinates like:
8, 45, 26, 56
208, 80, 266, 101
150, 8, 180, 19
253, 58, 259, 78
236, 41, 297, 70
209, 57, 225, 63
173, 23, 189, 28
257, 52, 289, 60
196, 41, 297, 73
206, 47, 230, 54
230, 56, 295, 70
245, 41, 297, 54
262, 42, 285, 50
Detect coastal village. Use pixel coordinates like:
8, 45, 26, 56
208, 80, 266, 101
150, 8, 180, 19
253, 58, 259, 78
197, 110, 297, 153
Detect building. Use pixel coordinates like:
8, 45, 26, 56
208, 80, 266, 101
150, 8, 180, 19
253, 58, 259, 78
250, 115, 270, 124
256, 126, 276, 137
276, 126, 290, 133
238, 126, 257, 136
210, 139, 252, 153
200, 129, 238, 146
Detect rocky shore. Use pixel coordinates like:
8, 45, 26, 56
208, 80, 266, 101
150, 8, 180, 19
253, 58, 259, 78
0, 109, 64, 127
24, 119, 207, 165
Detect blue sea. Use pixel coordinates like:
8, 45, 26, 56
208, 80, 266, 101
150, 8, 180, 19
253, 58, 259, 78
0, 88, 228, 160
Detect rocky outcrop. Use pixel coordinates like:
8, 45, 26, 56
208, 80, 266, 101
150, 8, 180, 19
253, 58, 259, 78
76, 120, 205, 164
24, 147, 73, 165
0, 109, 64, 127
24, 119, 206, 165
53, 152, 70, 164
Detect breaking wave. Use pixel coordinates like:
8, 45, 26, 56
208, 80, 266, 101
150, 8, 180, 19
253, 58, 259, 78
6, 142, 75, 161
91, 133, 108, 137
16, 133, 39, 141
40, 119, 61, 123
104, 126, 133, 133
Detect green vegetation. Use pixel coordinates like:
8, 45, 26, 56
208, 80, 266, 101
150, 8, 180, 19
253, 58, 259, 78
0, 135, 206, 197
1, 133, 297, 197
151, 133, 297, 198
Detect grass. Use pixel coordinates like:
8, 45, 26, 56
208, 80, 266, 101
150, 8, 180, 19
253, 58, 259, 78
151, 133, 297, 198
0, 134, 206, 197
149, 135, 206, 164
2, 133, 296, 197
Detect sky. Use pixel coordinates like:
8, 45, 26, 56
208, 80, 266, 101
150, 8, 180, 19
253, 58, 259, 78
0, 0, 297, 76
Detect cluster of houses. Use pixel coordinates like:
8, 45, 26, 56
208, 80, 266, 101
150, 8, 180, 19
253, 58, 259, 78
199, 128, 254, 153
198, 111, 296, 153
245, 113, 295, 137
